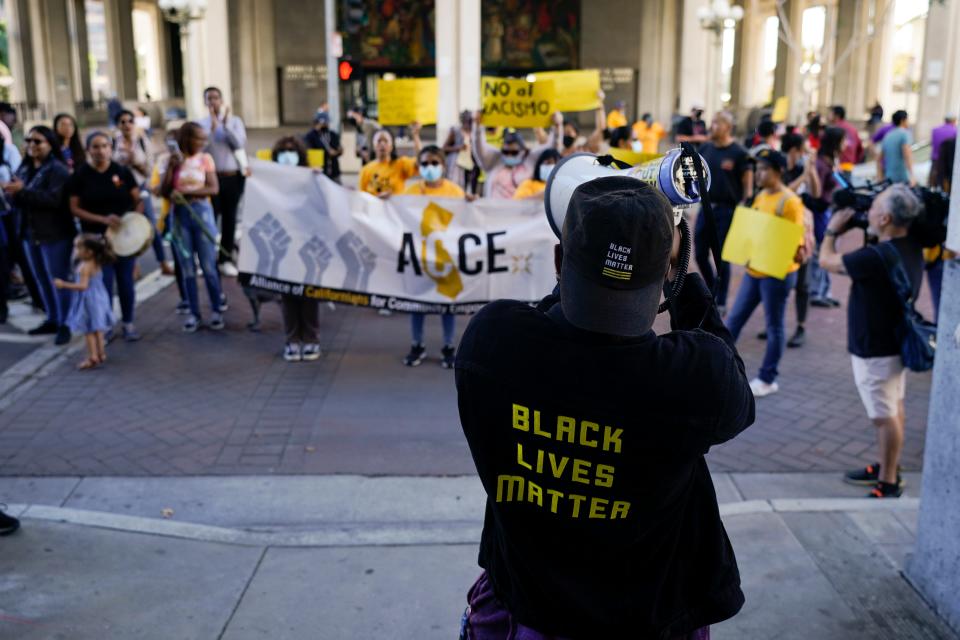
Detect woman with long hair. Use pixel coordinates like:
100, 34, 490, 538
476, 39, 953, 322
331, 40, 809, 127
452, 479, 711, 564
3, 126, 75, 344
53, 113, 86, 172
161, 122, 224, 333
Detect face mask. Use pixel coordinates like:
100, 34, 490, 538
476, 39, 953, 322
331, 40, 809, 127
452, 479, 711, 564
502, 153, 523, 167
277, 151, 299, 166
538, 164, 555, 182
562, 135, 576, 149
420, 165, 443, 182
631, 140, 643, 153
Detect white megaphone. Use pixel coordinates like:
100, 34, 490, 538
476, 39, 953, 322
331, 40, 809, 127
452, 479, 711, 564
544, 148, 711, 239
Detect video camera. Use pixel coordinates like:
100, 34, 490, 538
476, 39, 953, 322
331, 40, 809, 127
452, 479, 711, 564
831, 180, 950, 248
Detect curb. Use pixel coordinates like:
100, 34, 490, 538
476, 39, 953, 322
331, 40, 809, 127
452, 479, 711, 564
6, 497, 921, 549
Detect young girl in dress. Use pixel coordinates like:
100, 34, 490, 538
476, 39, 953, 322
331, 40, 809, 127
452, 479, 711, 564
54, 235, 115, 370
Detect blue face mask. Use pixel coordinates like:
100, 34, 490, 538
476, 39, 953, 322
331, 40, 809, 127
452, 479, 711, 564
420, 165, 443, 182
538, 164, 555, 182
277, 151, 299, 166
502, 152, 523, 167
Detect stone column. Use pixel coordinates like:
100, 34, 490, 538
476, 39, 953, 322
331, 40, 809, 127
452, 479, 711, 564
70, 0, 93, 105
907, 129, 960, 634
636, 0, 679, 125
864, 1, 894, 116
181, 0, 232, 120
679, 0, 716, 119
831, 0, 868, 116
26, 0, 79, 115
435, 0, 480, 142
104, 0, 139, 100
229, 0, 279, 128
5, 0, 36, 106
915, 0, 960, 140
772, 0, 804, 122
730, 0, 763, 115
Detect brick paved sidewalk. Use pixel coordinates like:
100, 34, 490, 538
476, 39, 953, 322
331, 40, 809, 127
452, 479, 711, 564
0, 259, 934, 476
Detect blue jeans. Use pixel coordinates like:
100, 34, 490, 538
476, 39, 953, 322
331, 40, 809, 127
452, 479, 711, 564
172, 200, 222, 319
23, 236, 74, 325
102, 253, 136, 323
725, 271, 798, 384
141, 186, 166, 263
411, 312, 455, 346
694, 203, 735, 306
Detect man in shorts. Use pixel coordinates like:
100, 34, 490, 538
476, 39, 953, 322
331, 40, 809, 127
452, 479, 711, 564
818, 184, 924, 498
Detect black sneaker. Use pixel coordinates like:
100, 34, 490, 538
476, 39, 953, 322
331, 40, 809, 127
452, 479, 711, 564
825, 297, 841, 308
810, 297, 832, 308
28, 320, 58, 335
403, 343, 426, 367
787, 326, 806, 348
0, 506, 20, 536
54, 326, 71, 346
868, 481, 903, 498
844, 463, 903, 487
441, 345, 456, 369
756, 331, 767, 341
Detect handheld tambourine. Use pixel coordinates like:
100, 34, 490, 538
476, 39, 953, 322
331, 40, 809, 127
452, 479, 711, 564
544, 146, 713, 313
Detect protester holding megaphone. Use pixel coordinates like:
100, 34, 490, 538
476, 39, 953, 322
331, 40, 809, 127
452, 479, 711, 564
456, 170, 755, 639
472, 110, 562, 199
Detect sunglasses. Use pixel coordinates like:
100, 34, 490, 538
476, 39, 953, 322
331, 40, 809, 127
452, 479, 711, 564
501, 149, 521, 156
419, 160, 441, 167
25, 138, 46, 145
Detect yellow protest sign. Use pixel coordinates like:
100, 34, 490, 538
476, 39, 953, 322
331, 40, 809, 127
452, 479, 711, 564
306, 149, 325, 169
607, 148, 662, 166
378, 78, 438, 126
255, 149, 272, 161
481, 76, 555, 128
532, 70, 601, 112
771, 96, 789, 123
722, 206, 804, 279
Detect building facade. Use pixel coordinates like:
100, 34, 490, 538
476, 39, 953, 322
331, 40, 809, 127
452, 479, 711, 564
2, 0, 958, 139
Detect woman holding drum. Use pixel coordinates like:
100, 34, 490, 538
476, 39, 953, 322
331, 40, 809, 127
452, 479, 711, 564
68, 131, 144, 341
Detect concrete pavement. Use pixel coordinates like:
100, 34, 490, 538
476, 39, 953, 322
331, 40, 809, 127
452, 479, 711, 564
1, 474, 956, 640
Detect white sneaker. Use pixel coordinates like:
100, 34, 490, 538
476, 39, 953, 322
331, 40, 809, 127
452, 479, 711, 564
219, 261, 239, 277
749, 378, 779, 397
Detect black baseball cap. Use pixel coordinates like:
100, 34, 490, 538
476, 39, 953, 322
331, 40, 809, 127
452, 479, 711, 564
755, 148, 787, 172
560, 176, 674, 336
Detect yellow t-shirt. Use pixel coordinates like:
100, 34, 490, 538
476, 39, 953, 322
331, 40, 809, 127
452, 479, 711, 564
607, 110, 628, 129
632, 121, 665, 154
513, 179, 546, 199
402, 178, 465, 198
747, 188, 804, 277
359, 156, 418, 196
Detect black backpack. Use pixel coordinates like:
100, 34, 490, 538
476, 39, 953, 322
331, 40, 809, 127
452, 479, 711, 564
870, 242, 936, 372
910, 188, 949, 249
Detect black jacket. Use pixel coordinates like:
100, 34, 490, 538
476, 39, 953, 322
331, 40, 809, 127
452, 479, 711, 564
455, 274, 755, 639
303, 128, 341, 180
14, 157, 75, 244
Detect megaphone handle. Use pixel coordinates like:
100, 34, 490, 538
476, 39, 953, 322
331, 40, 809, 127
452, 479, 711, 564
659, 217, 691, 314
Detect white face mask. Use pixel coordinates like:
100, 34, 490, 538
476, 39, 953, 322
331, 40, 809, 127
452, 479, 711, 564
277, 151, 299, 166
538, 164, 555, 182
631, 140, 643, 153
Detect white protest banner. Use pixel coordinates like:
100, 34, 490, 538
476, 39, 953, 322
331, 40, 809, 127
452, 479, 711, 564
237, 160, 557, 314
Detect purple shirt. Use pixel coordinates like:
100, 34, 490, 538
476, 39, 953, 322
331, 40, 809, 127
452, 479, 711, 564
931, 122, 957, 161
871, 123, 894, 144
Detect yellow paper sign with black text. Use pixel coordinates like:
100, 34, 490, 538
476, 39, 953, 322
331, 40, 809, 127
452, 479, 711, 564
481, 76, 555, 128
378, 78, 438, 125
531, 70, 601, 112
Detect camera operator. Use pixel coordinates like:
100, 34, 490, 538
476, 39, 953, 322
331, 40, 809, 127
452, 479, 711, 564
456, 177, 755, 639
818, 184, 924, 498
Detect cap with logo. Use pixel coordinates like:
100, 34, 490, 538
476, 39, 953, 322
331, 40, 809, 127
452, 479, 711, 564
559, 176, 674, 337
754, 148, 787, 172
